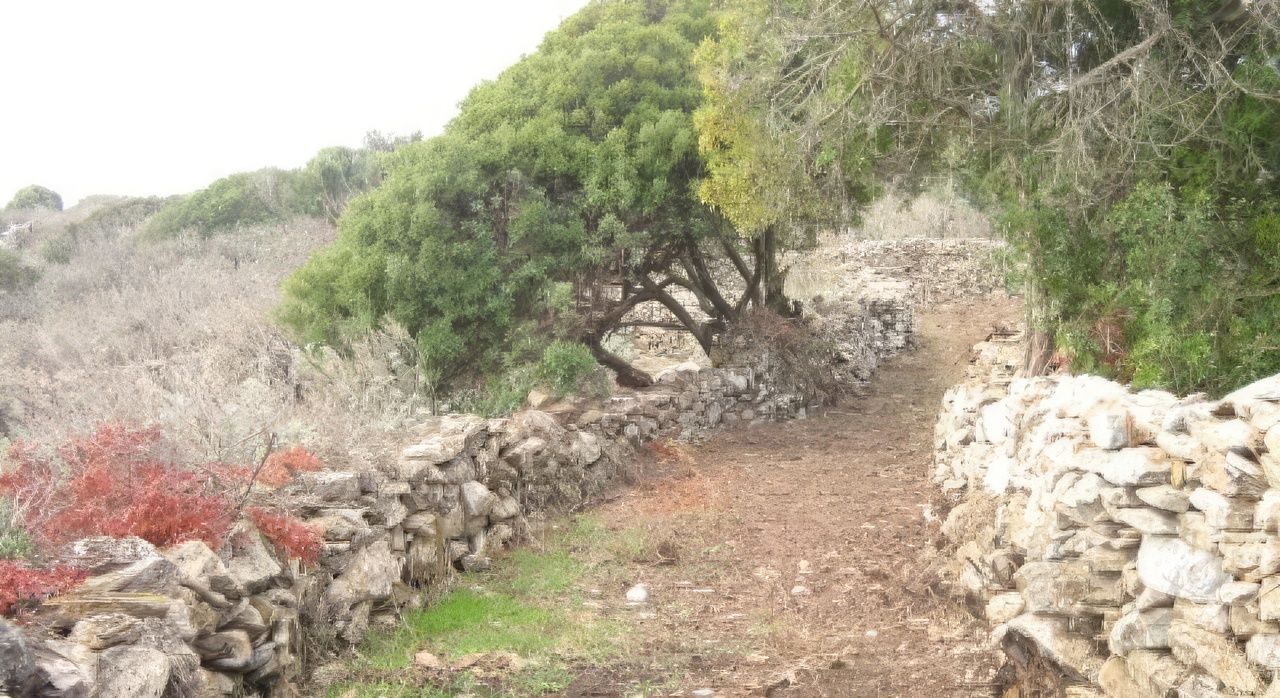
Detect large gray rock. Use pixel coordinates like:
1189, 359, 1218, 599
327, 539, 400, 609
0, 619, 35, 696
33, 639, 96, 697
60, 536, 178, 594
1136, 535, 1231, 603
223, 521, 284, 594
460, 481, 497, 517
96, 645, 170, 698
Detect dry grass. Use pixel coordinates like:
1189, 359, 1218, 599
0, 204, 429, 470
852, 188, 992, 240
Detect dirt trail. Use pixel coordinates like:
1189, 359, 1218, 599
574, 297, 1021, 697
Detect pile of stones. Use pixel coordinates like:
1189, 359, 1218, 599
935, 332, 1280, 695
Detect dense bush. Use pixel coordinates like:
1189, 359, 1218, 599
246, 507, 322, 564
0, 424, 237, 549
144, 170, 294, 239
5, 185, 62, 212
0, 250, 39, 293
0, 560, 85, 616
0, 499, 33, 560
256, 445, 323, 487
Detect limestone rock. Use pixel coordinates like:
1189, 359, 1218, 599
1172, 599, 1229, 634
1075, 447, 1171, 487
33, 639, 96, 697
1003, 614, 1105, 681
985, 592, 1024, 625
0, 619, 35, 697
1108, 607, 1172, 654
1135, 485, 1190, 513
1168, 619, 1263, 694
1111, 507, 1178, 535
223, 521, 283, 594
1088, 410, 1133, 450
96, 645, 170, 698
293, 470, 362, 501
1218, 581, 1260, 604
460, 481, 497, 517
1246, 633, 1280, 669
327, 539, 399, 609
68, 613, 142, 650
1136, 536, 1231, 603
60, 536, 178, 594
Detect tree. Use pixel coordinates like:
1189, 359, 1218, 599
280, 0, 795, 393
5, 185, 62, 212
698, 0, 1280, 395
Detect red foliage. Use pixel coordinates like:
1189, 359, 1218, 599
0, 424, 235, 550
0, 560, 87, 616
255, 446, 323, 487
246, 507, 322, 565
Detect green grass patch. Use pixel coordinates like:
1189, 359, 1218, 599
330, 515, 645, 697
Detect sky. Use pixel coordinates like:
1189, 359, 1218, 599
0, 0, 589, 206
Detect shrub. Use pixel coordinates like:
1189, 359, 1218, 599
0, 250, 39, 292
0, 560, 86, 616
247, 507, 322, 564
535, 341, 602, 396
40, 228, 78, 265
0, 499, 33, 560
0, 424, 236, 549
144, 171, 289, 239
5, 185, 62, 212
256, 445, 323, 487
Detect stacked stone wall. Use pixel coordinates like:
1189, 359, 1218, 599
936, 334, 1280, 696
1, 281, 917, 698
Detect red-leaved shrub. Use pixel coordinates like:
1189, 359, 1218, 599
0, 424, 235, 549
247, 507, 322, 565
255, 446, 323, 487
0, 560, 87, 616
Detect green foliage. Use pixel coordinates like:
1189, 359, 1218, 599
0, 499, 34, 560
536, 341, 601, 395
5, 185, 62, 212
282, 0, 726, 397
39, 228, 78, 265
145, 170, 292, 238
78, 196, 168, 234
0, 250, 39, 292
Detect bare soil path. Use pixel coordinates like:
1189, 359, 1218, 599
570, 298, 1021, 697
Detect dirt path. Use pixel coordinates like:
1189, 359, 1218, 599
572, 297, 1021, 697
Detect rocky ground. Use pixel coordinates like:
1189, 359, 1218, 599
555, 296, 1022, 696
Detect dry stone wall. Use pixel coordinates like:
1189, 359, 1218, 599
2, 285, 918, 698
936, 334, 1280, 696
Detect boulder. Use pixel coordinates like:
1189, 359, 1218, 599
68, 613, 142, 650
60, 536, 178, 594
1135, 485, 1190, 513
327, 539, 399, 609
1002, 614, 1105, 681
223, 521, 284, 594
292, 471, 362, 501
1136, 536, 1231, 603
96, 645, 170, 698
1246, 634, 1280, 669
1088, 409, 1133, 450
1075, 447, 1171, 487
460, 481, 497, 517
1169, 619, 1263, 694
985, 592, 1024, 625
1108, 607, 1172, 654
33, 639, 96, 697
1111, 507, 1178, 535
0, 619, 35, 696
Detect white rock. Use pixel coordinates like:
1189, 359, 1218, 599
1218, 581, 1261, 604
625, 584, 649, 604
1248, 634, 1280, 669
1136, 485, 1191, 513
1136, 536, 1232, 603
985, 592, 1025, 625
460, 481, 497, 517
1088, 410, 1132, 450
1108, 607, 1172, 654
1075, 447, 1171, 486
790, 585, 811, 597
1112, 507, 1179, 535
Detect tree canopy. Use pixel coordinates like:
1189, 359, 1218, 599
280, 0, 796, 396
5, 185, 62, 212
698, 0, 1280, 395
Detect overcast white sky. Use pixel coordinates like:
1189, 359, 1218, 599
0, 0, 588, 206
